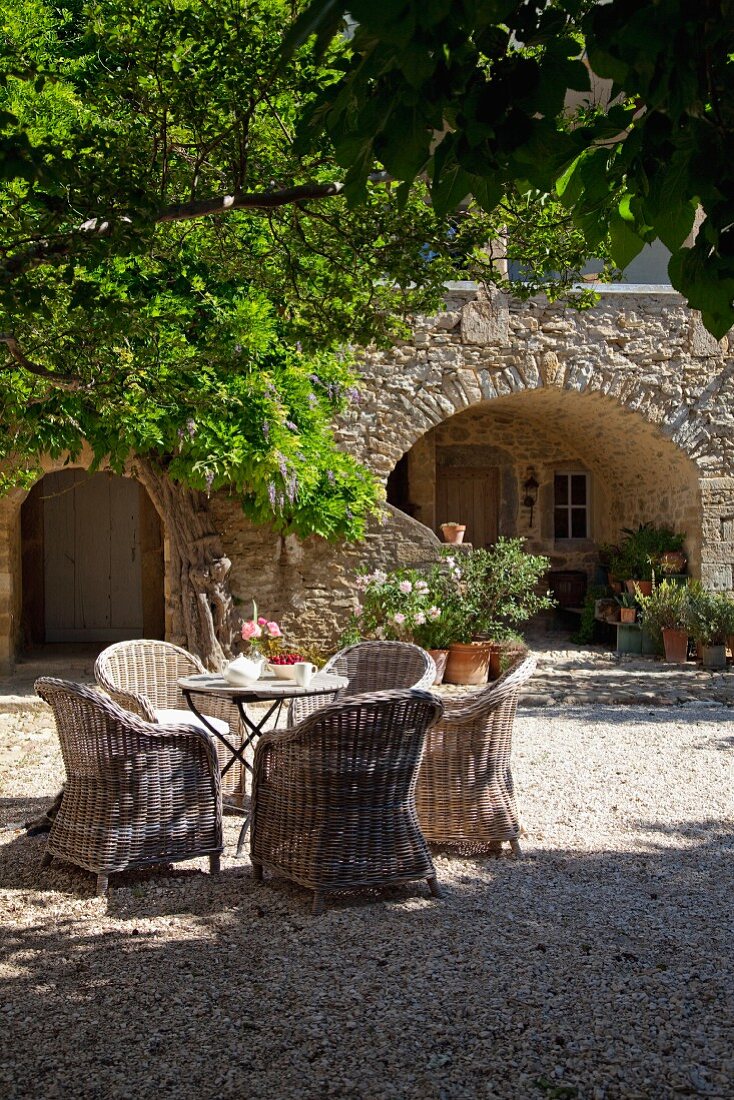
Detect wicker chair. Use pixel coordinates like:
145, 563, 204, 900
94, 639, 245, 799
35, 678, 223, 896
287, 640, 436, 726
251, 688, 444, 914
415, 655, 537, 856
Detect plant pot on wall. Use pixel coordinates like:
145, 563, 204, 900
626, 579, 653, 598
619, 607, 636, 624
444, 641, 493, 685
440, 523, 466, 545
427, 648, 449, 685
662, 628, 689, 664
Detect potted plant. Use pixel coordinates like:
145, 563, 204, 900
440, 539, 554, 684
611, 523, 687, 596
635, 580, 691, 663
687, 587, 734, 670
440, 521, 466, 545
616, 592, 637, 623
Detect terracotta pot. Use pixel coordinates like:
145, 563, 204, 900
727, 634, 734, 664
440, 524, 466, 545
427, 648, 449, 685
662, 627, 689, 664
444, 641, 493, 685
620, 607, 636, 623
487, 642, 503, 681
626, 579, 653, 597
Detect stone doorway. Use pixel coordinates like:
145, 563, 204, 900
20, 470, 164, 646
435, 465, 499, 547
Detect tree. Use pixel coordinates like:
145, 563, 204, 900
286, 0, 734, 337
0, 0, 611, 663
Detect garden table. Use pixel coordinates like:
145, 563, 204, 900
178, 670, 348, 855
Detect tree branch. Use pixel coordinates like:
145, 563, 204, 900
0, 334, 86, 391
157, 180, 345, 222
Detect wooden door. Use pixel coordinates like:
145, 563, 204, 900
435, 467, 499, 548
43, 470, 145, 642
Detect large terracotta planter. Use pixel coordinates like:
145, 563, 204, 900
662, 628, 689, 664
444, 641, 493, 685
620, 607, 636, 623
427, 648, 449, 685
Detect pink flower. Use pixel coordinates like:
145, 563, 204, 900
257, 617, 267, 626
428, 606, 441, 620
393, 613, 406, 625
266, 621, 282, 637
415, 580, 429, 593
413, 611, 426, 625
354, 603, 363, 617
399, 580, 413, 594
241, 620, 262, 640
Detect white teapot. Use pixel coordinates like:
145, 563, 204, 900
223, 654, 265, 686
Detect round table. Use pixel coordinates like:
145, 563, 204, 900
178, 670, 349, 855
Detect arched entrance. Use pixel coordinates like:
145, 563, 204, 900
20, 469, 164, 646
387, 388, 703, 579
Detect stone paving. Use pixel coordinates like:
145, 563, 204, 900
2, 635, 734, 712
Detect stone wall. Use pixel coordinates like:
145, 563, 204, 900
207, 284, 733, 648
2, 284, 733, 665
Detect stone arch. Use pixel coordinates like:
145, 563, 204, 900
383, 387, 705, 583
0, 450, 167, 671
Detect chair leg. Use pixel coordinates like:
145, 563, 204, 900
312, 891, 326, 916
427, 875, 443, 899
95, 873, 109, 897
252, 861, 263, 883
510, 838, 523, 859
235, 815, 250, 858
40, 851, 53, 868
209, 854, 220, 875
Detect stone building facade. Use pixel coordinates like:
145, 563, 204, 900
2, 282, 734, 667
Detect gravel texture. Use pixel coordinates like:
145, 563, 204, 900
1, 701, 733, 1100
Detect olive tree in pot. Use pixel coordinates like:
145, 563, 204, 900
636, 580, 691, 664
440, 540, 554, 684
686, 586, 734, 670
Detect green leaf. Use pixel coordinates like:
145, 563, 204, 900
608, 210, 645, 269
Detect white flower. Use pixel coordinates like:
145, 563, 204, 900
354, 603, 363, 617
373, 570, 387, 584
399, 580, 413, 594
428, 606, 441, 620
355, 574, 370, 591
393, 612, 406, 624
445, 556, 455, 567
415, 580, 429, 593
413, 611, 426, 625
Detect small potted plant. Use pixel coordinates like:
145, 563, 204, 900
687, 587, 734, 670
616, 592, 637, 623
636, 580, 691, 663
440, 521, 467, 545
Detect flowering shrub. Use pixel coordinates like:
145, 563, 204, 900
241, 603, 284, 658
344, 566, 453, 648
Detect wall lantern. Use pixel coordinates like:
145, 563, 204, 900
522, 468, 539, 527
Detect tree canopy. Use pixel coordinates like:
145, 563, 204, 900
0, 0, 615, 537
288, 0, 734, 338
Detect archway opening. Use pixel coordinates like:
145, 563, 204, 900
387, 386, 702, 585
20, 469, 164, 649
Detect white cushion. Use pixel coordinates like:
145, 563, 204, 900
154, 708, 229, 737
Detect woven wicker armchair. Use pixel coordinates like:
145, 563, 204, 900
288, 640, 436, 726
94, 639, 245, 798
35, 678, 223, 896
415, 655, 537, 856
251, 688, 444, 914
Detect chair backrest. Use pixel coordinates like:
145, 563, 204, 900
439, 654, 537, 728
325, 641, 436, 696
276, 688, 444, 800
94, 639, 205, 712
35, 676, 161, 774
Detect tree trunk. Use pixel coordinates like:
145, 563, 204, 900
133, 457, 242, 669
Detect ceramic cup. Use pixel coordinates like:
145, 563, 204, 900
293, 661, 317, 687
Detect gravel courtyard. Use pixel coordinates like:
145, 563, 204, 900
1, 701, 732, 1100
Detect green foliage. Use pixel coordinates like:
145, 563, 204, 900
686, 585, 734, 647
571, 584, 606, 644
636, 580, 692, 643
440, 540, 554, 643
610, 523, 686, 582
289, 0, 734, 335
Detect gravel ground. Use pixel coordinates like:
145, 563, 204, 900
1, 702, 733, 1099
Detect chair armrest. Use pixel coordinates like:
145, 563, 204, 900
101, 687, 157, 723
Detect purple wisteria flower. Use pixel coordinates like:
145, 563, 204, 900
307, 393, 318, 407
277, 453, 288, 478
326, 469, 335, 483
285, 420, 298, 432
345, 387, 361, 404
286, 475, 298, 503
262, 420, 270, 440
268, 482, 276, 507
